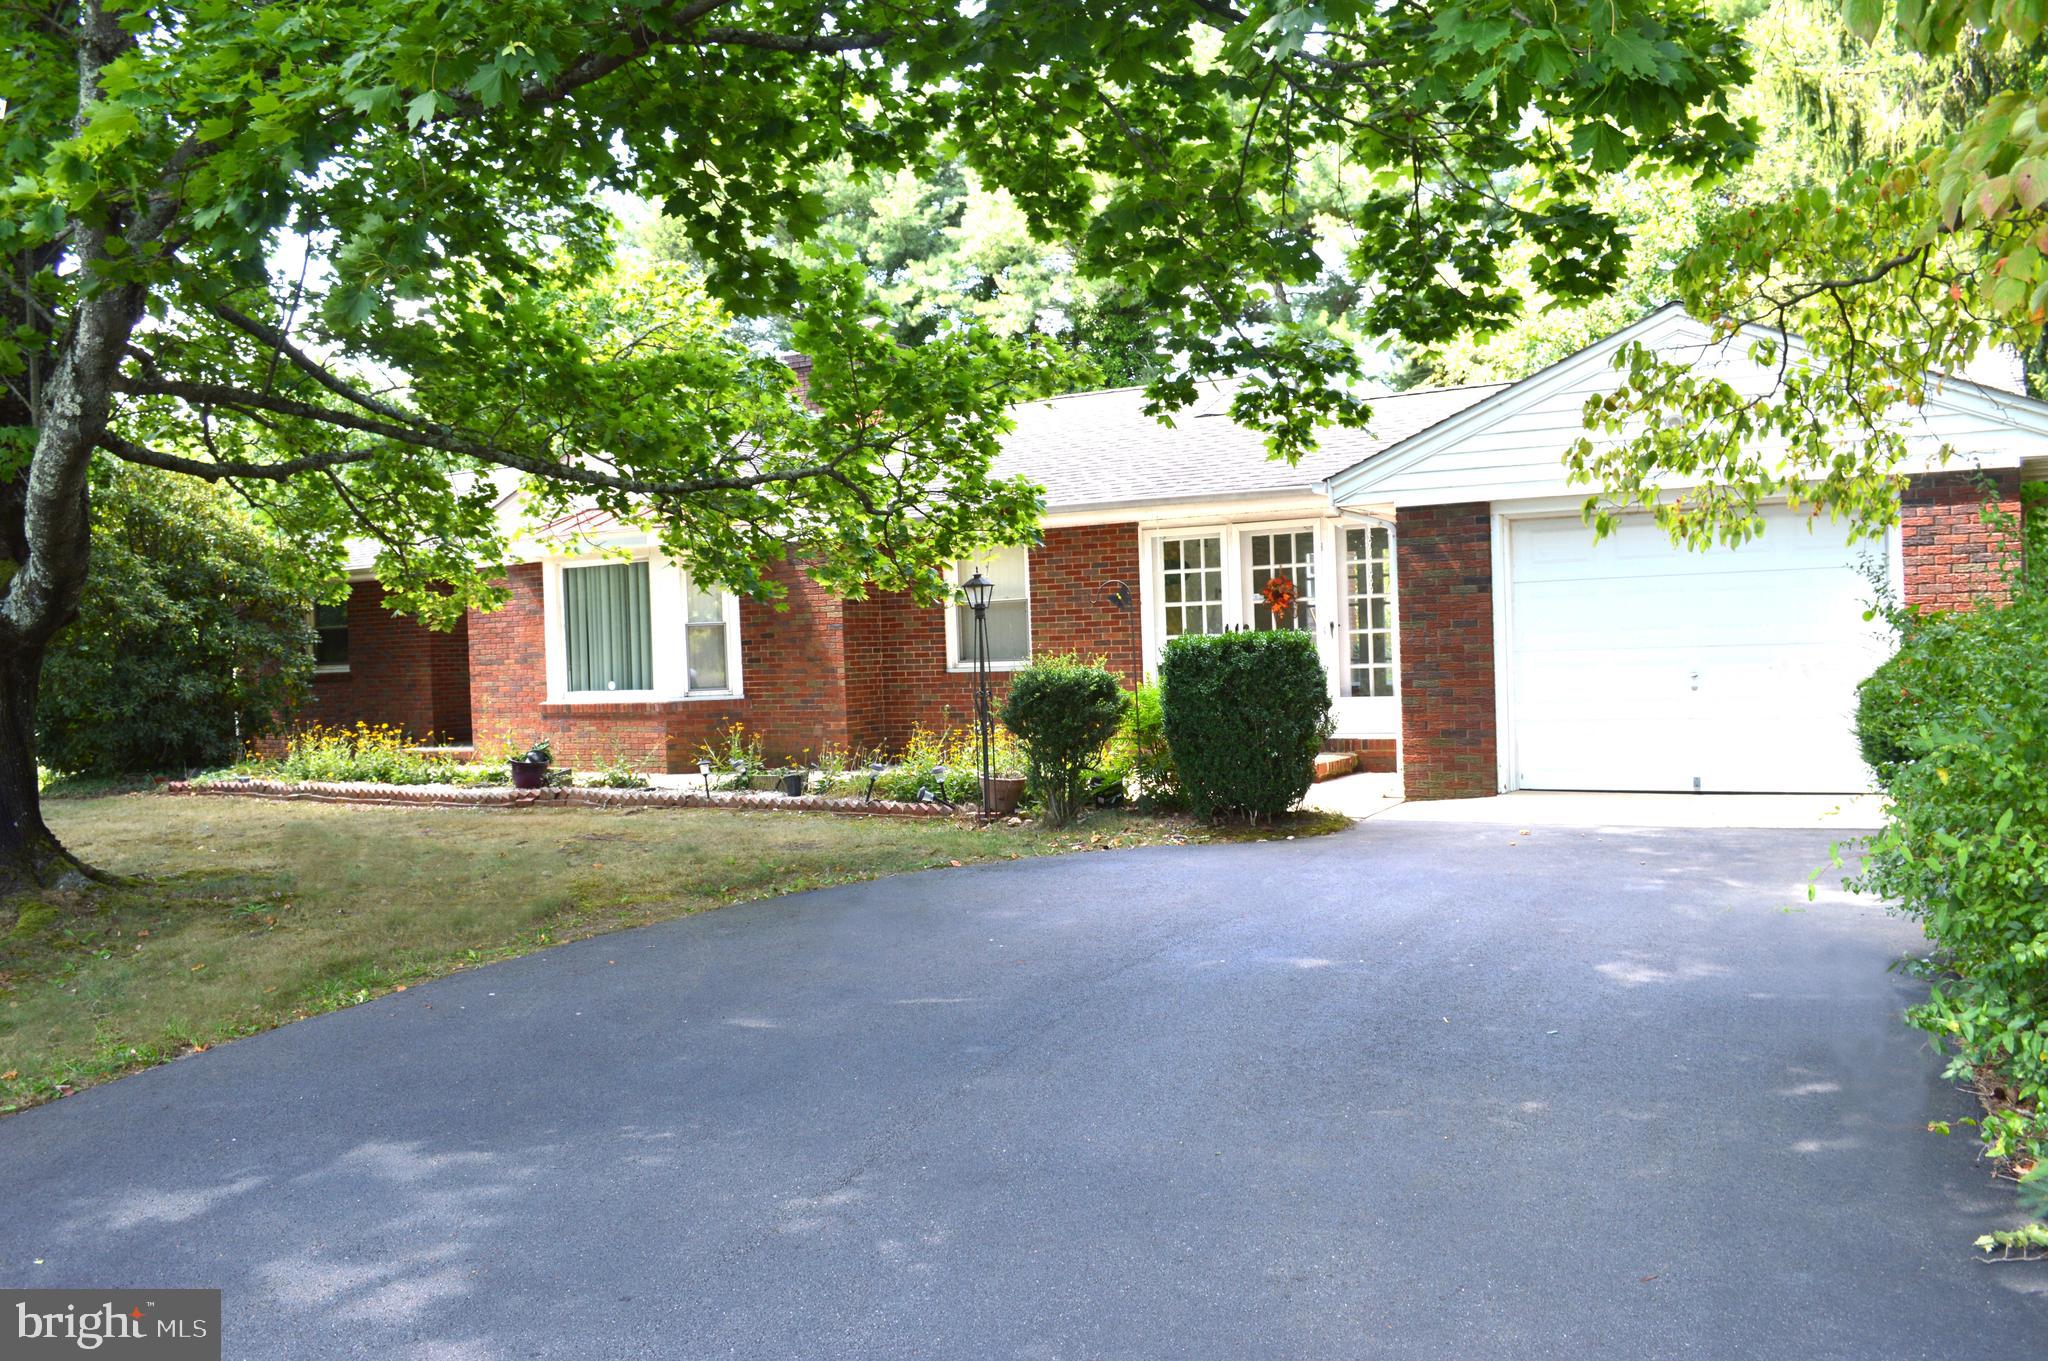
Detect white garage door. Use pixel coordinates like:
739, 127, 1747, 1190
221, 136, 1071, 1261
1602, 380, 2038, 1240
1506, 510, 1890, 792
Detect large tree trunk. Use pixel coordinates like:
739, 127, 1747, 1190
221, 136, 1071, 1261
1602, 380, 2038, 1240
0, 638, 94, 892
0, 0, 148, 895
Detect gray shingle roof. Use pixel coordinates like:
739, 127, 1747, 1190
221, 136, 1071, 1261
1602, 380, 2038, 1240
993, 380, 1509, 512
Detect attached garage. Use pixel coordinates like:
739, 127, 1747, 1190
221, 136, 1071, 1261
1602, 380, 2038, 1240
1326, 303, 2048, 799
1503, 509, 1888, 793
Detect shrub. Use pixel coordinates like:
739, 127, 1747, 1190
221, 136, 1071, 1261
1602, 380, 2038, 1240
999, 656, 1124, 825
1852, 587, 2048, 1174
1103, 681, 1182, 810
40, 462, 318, 775
1853, 610, 1978, 781
1159, 630, 1330, 821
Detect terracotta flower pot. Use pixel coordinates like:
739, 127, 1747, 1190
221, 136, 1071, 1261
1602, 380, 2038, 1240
981, 775, 1027, 815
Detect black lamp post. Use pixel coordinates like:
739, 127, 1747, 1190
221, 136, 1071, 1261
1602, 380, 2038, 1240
962, 570, 996, 820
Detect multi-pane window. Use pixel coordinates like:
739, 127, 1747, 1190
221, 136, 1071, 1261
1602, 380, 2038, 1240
313, 602, 350, 672
1248, 530, 1316, 631
954, 547, 1031, 666
1344, 525, 1396, 697
563, 560, 655, 693
685, 583, 729, 693
1160, 536, 1224, 639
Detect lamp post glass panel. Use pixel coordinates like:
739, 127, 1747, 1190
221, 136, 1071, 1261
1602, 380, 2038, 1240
963, 570, 996, 818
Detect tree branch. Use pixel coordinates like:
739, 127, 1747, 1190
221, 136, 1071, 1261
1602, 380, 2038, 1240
205, 300, 416, 424
441, 0, 894, 116
110, 376, 854, 497
97, 431, 385, 481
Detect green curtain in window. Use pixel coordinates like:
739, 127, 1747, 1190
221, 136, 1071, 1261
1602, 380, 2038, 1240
564, 561, 653, 692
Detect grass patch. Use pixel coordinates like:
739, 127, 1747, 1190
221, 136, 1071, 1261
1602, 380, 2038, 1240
36, 769, 169, 800
3, 795, 1338, 1113
1201, 809, 1353, 842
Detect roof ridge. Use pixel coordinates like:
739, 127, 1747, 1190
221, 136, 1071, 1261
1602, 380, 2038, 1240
1019, 374, 1514, 408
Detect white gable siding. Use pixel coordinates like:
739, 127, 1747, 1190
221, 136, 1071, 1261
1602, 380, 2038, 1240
1331, 306, 2048, 509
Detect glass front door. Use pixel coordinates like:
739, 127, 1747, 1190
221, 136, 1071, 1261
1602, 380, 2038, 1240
1160, 535, 1225, 641
1246, 529, 1316, 632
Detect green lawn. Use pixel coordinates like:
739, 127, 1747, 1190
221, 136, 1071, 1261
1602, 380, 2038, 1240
3, 793, 1343, 1113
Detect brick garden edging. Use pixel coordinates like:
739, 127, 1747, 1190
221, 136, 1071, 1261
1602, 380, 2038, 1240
162, 779, 965, 818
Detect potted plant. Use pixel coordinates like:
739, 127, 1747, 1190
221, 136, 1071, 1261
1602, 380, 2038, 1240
982, 771, 1028, 816
508, 738, 552, 790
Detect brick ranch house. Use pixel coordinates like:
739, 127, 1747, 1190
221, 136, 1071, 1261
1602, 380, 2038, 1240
304, 305, 2048, 798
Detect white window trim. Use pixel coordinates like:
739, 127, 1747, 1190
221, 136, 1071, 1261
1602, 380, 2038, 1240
310, 603, 351, 676
542, 549, 744, 704
944, 549, 1033, 673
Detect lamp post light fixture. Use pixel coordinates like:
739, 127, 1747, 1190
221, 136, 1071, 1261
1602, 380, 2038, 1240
962, 569, 997, 820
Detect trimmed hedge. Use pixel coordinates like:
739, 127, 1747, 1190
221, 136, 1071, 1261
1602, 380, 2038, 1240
1158, 630, 1331, 821
999, 655, 1124, 825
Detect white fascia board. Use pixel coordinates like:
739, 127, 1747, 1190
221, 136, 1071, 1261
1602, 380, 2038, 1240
1040, 491, 1327, 528
1038, 490, 1333, 530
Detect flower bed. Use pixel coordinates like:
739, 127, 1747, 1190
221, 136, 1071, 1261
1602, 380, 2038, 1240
168, 778, 962, 817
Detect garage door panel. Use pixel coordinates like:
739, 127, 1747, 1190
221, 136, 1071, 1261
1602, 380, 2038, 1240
1506, 511, 1887, 793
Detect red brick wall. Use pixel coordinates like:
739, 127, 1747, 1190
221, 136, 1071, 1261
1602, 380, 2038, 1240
842, 524, 1143, 754
1396, 502, 1497, 800
300, 581, 472, 742
1900, 470, 2021, 611
464, 559, 850, 772
1324, 736, 1398, 772
417, 528, 1146, 771
467, 563, 547, 757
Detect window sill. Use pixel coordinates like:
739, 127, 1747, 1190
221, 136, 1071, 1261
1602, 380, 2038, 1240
313, 666, 351, 677
945, 660, 1030, 674
542, 692, 743, 714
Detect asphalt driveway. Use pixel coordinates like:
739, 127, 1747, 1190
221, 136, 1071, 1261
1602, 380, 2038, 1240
2, 819, 2043, 1359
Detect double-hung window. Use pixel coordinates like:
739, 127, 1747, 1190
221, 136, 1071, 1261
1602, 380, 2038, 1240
951, 547, 1031, 669
685, 582, 730, 693
313, 601, 350, 673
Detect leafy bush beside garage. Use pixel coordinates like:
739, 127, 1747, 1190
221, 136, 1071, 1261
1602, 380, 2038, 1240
1852, 586, 2048, 1185
1158, 631, 1330, 822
